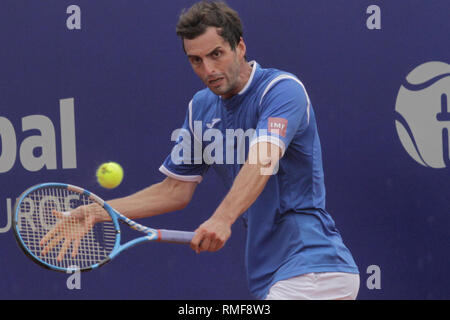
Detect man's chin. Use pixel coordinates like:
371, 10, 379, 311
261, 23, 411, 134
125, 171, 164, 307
209, 85, 226, 95
208, 85, 236, 99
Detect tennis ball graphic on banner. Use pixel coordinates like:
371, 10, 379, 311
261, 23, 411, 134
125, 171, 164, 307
96, 162, 124, 189
395, 61, 450, 168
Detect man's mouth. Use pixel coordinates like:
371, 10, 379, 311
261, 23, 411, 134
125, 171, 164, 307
208, 77, 224, 86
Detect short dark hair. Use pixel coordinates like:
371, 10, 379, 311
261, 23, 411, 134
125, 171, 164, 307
176, 1, 243, 51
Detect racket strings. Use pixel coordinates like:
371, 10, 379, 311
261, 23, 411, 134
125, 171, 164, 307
16, 187, 117, 270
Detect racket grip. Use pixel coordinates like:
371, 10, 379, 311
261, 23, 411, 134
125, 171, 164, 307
158, 229, 195, 244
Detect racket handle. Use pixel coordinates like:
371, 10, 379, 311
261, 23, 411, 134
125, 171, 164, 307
158, 229, 195, 244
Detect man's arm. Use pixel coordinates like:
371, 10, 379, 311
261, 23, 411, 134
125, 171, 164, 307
40, 177, 198, 258
190, 142, 282, 253
101, 177, 198, 222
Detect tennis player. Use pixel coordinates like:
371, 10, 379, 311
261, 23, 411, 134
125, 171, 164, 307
165, 1, 360, 300
46, 1, 360, 300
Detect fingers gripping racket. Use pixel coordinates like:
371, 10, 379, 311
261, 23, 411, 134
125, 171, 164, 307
13, 183, 195, 272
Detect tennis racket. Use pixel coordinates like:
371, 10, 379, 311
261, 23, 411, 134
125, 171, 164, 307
13, 183, 195, 272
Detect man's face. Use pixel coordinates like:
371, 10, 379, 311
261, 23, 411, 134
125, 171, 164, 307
184, 27, 246, 99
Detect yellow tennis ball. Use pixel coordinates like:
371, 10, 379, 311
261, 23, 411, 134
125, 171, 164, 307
96, 162, 124, 189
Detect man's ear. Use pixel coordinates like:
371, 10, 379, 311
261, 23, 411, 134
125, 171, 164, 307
236, 37, 246, 59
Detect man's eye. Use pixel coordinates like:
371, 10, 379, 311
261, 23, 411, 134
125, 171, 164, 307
191, 57, 202, 65
212, 51, 222, 58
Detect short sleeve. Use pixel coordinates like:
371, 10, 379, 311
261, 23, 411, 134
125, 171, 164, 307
250, 75, 310, 156
159, 100, 208, 183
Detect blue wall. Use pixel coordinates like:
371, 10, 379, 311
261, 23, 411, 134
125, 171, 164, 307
0, 0, 449, 299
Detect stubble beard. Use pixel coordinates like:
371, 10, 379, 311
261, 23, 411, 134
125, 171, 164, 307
208, 58, 242, 98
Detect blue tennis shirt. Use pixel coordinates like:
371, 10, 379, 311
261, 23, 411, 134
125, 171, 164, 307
160, 61, 359, 299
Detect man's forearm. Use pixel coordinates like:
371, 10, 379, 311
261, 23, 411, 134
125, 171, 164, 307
189, 142, 281, 253
106, 178, 197, 221
211, 142, 281, 226
211, 161, 272, 225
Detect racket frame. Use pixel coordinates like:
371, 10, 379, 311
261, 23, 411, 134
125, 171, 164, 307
13, 183, 190, 273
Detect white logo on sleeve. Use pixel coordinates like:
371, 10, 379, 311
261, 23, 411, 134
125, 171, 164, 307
395, 61, 450, 168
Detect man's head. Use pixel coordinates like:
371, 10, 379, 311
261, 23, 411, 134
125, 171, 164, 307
176, 1, 250, 99
176, 1, 243, 52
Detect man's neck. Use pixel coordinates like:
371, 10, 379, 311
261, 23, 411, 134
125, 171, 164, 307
221, 60, 253, 99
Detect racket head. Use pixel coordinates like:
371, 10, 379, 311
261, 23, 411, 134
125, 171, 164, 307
13, 183, 121, 272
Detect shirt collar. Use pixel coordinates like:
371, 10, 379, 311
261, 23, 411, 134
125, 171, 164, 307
220, 61, 260, 107
237, 60, 258, 96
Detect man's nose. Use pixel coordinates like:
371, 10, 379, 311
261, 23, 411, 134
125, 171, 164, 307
203, 60, 216, 76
